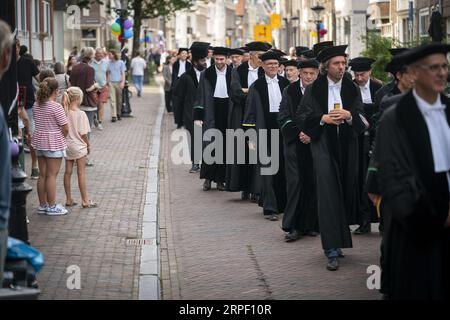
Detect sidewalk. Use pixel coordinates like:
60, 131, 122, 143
159, 116, 383, 300
25, 83, 163, 299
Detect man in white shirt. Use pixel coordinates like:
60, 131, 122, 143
171, 48, 192, 89
295, 45, 369, 271
349, 57, 384, 235
206, 47, 214, 68
193, 47, 233, 192
371, 42, 450, 299
130, 52, 147, 97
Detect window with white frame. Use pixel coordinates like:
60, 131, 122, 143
43, 1, 51, 35
31, 0, 40, 34
419, 8, 430, 36
15, 0, 27, 31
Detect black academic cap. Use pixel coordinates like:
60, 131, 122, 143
399, 42, 450, 65
317, 45, 348, 63
212, 46, 230, 57
298, 59, 319, 69
260, 50, 283, 62
178, 48, 189, 54
190, 42, 210, 60
300, 50, 316, 59
389, 48, 408, 57
239, 46, 249, 53
349, 57, 376, 72
313, 41, 334, 57
229, 48, 245, 56
245, 41, 272, 52
281, 59, 298, 67
272, 49, 287, 56
385, 56, 406, 75
295, 46, 310, 56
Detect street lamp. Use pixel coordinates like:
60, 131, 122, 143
311, 3, 325, 44
115, 0, 132, 117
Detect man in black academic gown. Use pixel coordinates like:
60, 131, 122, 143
295, 45, 369, 271
278, 58, 320, 241
172, 42, 210, 173
227, 41, 271, 200
348, 57, 383, 234
243, 50, 290, 221
372, 43, 450, 299
281, 60, 299, 83
194, 47, 232, 191
171, 48, 192, 89
206, 46, 215, 68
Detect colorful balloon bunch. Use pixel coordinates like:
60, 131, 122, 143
111, 18, 134, 42
310, 23, 328, 38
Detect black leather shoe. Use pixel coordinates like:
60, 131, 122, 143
285, 230, 301, 242
189, 164, 200, 173
326, 258, 339, 271
266, 214, 279, 221
203, 179, 211, 191
112, 117, 117, 122
117, 115, 122, 120
354, 222, 371, 235
217, 182, 226, 191
250, 193, 259, 203
241, 191, 250, 200
304, 230, 319, 237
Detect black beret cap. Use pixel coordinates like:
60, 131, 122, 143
317, 45, 348, 63
281, 59, 299, 67
229, 48, 245, 56
190, 42, 210, 60
245, 41, 272, 52
295, 46, 309, 56
398, 42, 450, 65
298, 59, 319, 69
213, 46, 231, 57
260, 50, 283, 62
178, 48, 189, 54
313, 41, 334, 57
349, 57, 375, 72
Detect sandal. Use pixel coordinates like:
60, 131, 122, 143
82, 200, 98, 208
65, 201, 78, 207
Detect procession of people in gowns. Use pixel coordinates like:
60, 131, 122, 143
169, 38, 450, 300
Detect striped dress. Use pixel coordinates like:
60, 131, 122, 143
31, 100, 68, 151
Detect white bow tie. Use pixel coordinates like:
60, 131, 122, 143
266, 77, 279, 84
330, 83, 341, 90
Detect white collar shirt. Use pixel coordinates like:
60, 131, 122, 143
178, 60, 186, 77
300, 80, 307, 95
248, 64, 259, 88
359, 79, 373, 104
214, 66, 229, 98
266, 75, 282, 113
194, 68, 201, 83
413, 89, 450, 192
327, 77, 343, 112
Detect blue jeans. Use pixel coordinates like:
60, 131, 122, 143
324, 248, 343, 259
133, 75, 143, 95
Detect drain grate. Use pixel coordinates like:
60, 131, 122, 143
125, 238, 155, 246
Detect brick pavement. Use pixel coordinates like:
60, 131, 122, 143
160, 116, 383, 300
24, 84, 161, 299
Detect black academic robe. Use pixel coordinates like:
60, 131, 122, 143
194, 64, 232, 183
171, 60, 192, 89
243, 75, 290, 215
172, 67, 200, 163
295, 75, 368, 249
226, 62, 265, 192
278, 80, 318, 233
373, 90, 450, 299
355, 78, 383, 225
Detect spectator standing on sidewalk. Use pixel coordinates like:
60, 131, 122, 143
130, 52, 147, 97
90, 48, 109, 130
66, 54, 77, 76
162, 54, 176, 113
32, 77, 69, 216
54, 62, 70, 104
108, 49, 126, 122
0, 19, 13, 286
17, 42, 40, 179
62, 87, 98, 209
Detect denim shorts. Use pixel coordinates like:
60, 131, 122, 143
36, 149, 67, 158
25, 108, 35, 134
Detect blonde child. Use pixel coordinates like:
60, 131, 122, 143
62, 87, 97, 208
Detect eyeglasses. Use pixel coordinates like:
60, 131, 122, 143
265, 63, 279, 67
415, 63, 449, 74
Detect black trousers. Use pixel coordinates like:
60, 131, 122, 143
164, 90, 172, 112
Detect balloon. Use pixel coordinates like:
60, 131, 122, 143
319, 23, 325, 29
123, 19, 133, 30
319, 29, 327, 36
9, 141, 19, 157
115, 18, 121, 24
112, 29, 121, 36
145, 36, 150, 43
118, 35, 123, 42
140, 38, 145, 43
124, 29, 133, 39
310, 31, 317, 37
111, 22, 121, 33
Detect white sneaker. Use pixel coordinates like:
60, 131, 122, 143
98, 123, 104, 130
46, 204, 68, 216
37, 204, 48, 215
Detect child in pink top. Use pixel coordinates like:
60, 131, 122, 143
62, 87, 98, 209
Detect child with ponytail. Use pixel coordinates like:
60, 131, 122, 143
62, 87, 97, 209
